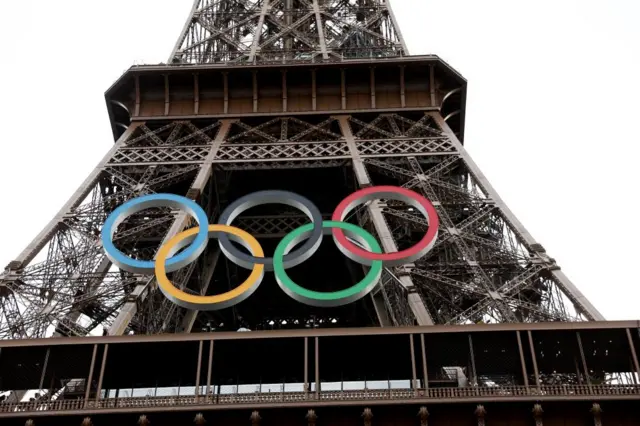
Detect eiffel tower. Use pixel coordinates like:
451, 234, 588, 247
0, 0, 604, 341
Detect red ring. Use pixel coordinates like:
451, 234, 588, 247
331, 186, 439, 262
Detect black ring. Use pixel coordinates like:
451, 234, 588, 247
216, 190, 324, 271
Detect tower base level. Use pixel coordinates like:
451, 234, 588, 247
0, 402, 637, 426
1, 321, 639, 424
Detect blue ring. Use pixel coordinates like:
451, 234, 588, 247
101, 193, 210, 274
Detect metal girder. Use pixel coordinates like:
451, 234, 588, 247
109, 120, 234, 336
170, 0, 406, 64
0, 109, 604, 339
428, 113, 605, 322
338, 115, 434, 326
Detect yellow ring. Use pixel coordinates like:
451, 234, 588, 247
155, 224, 265, 310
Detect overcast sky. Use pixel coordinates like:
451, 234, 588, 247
0, 1, 638, 321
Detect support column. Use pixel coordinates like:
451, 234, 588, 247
340, 69, 347, 110
315, 337, 320, 399
134, 75, 141, 117
429, 65, 436, 107
468, 335, 477, 386
430, 112, 605, 322
83, 345, 98, 407
194, 73, 200, 115
304, 337, 309, 395
420, 334, 429, 390
337, 116, 434, 326
370, 67, 376, 109
576, 332, 591, 388
516, 331, 529, 387
399, 66, 406, 107
248, 0, 270, 62
109, 121, 233, 336
410, 334, 418, 390
527, 331, 541, 391
311, 69, 317, 111
282, 71, 288, 112
95, 344, 109, 403
38, 348, 50, 392
195, 340, 204, 400
590, 403, 603, 426
474, 405, 486, 426
223, 72, 229, 114
312, 0, 329, 59
626, 328, 640, 384
206, 340, 214, 397
252, 71, 259, 113
532, 404, 544, 426
164, 74, 170, 116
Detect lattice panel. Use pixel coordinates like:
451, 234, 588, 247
215, 141, 350, 162
170, 0, 406, 64
357, 137, 456, 157
109, 146, 210, 165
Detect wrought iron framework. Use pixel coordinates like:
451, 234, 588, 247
0, 0, 605, 341
169, 0, 407, 64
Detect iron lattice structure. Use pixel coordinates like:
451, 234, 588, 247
0, 0, 604, 341
169, 0, 407, 64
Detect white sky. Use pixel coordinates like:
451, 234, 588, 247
0, 0, 638, 321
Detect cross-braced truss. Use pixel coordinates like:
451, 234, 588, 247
0, 112, 603, 339
170, 0, 407, 64
0, 0, 604, 340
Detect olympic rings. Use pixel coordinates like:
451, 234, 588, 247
217, 190, 323, 272
101, 185, 439, 310
155, 225, 265, 311
274, 221, 382, 307
101, 193, 210, 274
331, 186, 439, 267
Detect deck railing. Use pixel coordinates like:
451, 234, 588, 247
1, 384, 639, 415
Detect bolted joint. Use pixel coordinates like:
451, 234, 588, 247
185, 188, 201, 201
5, 260, 21, 271
530, 243, 546, 253
395, 264, 415, 277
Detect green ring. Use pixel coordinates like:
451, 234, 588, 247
273, 220, 383, 307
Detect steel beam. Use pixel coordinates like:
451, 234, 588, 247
109, 121, 233, 336
429, 112, 605, 322
337, 115, 434, 326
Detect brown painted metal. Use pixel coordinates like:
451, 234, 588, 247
576, 332, 591, 387
195, 340, 203, 398
1, 320, 637, 349
627, 328, 640, 383
527, 330, 541, 390
420, 333, 428, 390
94, 343, 108, 403
409, 334, 417, 389
516, 331, 529, 387
83, 344, 98, 406
206, 340, 214, 396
